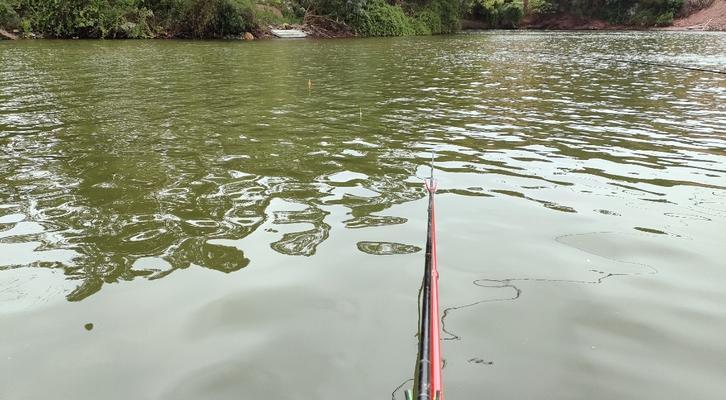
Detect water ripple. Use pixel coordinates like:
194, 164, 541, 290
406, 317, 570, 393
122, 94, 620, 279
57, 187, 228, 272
1, 32, 724, 302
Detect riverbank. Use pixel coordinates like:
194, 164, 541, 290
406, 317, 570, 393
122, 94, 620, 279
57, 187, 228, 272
1, 0, 724, 41
671, 0, 726, 29
0, 0, 458, 40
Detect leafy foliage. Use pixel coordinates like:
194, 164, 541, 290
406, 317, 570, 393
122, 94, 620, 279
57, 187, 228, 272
299, 0, 367, 20
413, 8, 442, 34
0, 0, 691, 37
352, 0, 414, 36
349, 0, 460, 36
679, 0, 713, 15
468, 0, 523, 28
0, 0, 19, 28
178, 0, 255, 37
534, 0, 685, 25
3, 0, 155, 37
0, 0, 257, 38
528, 0, 556, 15
428, 0, 462, 33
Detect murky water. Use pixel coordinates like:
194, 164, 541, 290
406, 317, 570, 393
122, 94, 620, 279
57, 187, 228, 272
1, 31, 725, 400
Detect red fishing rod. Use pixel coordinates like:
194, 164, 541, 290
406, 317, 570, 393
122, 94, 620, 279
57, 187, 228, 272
407, 158, 444, 400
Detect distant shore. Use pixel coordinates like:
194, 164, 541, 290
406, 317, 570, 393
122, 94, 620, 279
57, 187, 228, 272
2, 0, 724, 41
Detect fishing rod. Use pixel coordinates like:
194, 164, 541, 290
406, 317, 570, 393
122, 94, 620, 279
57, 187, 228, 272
406, 154, 444, 400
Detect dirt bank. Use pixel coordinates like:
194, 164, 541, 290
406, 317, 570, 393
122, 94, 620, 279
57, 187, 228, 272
671, 0, 726, 30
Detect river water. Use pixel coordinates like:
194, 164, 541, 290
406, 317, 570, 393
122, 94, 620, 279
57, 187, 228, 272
1, 31, 725, 399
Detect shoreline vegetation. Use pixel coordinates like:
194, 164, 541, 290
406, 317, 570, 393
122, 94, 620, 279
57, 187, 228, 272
0, 0, 724, 40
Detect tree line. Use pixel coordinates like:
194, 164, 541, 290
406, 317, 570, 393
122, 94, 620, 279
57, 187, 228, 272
0, 0, 696, 39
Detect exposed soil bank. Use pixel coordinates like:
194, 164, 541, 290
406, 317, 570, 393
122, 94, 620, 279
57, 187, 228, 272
671, 0, 726, 30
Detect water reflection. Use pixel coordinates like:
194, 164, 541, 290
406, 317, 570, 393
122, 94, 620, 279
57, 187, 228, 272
269, 204, 330, 256
356, 241, 421, 255
1, 32, 725, 304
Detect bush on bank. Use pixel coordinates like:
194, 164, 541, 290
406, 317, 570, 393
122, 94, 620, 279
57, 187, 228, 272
466, 0, 523, 28
301, 0, 459, 37
177, 0, 255, 37
1, 0, 154, 38
0, 0, 696, 38
532, 0, 685, 26
352, 0, 415, 36
0, 0, 18, 28
0, 0, 464, 38
0, 0, 257, 38
462, 0, 688, 28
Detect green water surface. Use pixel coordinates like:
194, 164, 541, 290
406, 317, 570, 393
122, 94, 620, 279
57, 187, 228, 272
1, 31, 725, 400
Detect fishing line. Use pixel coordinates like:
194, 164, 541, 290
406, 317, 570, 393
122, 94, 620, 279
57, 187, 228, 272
440, 232, 660, 342
391, 378, 414, 400
440, 271, 624, 341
